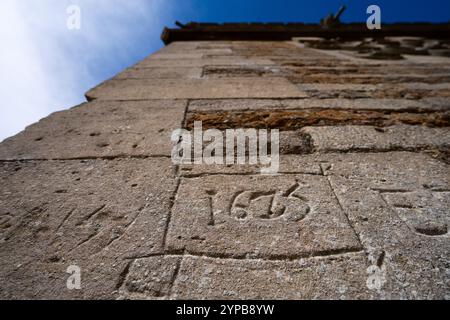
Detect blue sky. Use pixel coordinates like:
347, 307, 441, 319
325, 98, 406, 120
1, 0, 449, 141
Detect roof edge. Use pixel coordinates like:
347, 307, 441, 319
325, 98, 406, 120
161, 22, 450, 45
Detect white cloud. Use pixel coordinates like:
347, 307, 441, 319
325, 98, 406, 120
0, 0, 175, 141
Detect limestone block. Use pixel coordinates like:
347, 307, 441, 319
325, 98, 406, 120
166, 174, 361, 259
0, 100, 186, 160
0, 158, 177, 299
86, 78, 307, 100
115, 67, 203, 80
172, 253, 370, 299
302, 125, 450, 152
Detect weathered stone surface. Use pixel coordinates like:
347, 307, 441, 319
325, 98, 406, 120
166, 174, 361, 259
135, 57, 274, 68
231, 41, 307, 58
197, 43, 232, 48
148, 53, 204, 60
203, 65, 283, 78
189, 99, 284, 112
2, 34, 450, 301
199, 48, 233, 55
86, 78, 307, 100
115, 67, 203, 80
0, 100, 186, 160
0, 158, 176, 299
289, 74, 450, 85
180, 154, 322, 177
404, 54, 450, 65
298, 82, 450, 91
299, 83, 450, 99
321, 152, 449, 299
283, 64, 450, 76
0, 256, 130, 299
279, 131, 313, 154
292, 39, 450, 66
422, 97, 450, 110
189, 98, 450, 112
172, 253, 371, 299
280, 98, 450, 111
175, 152, 449, 299
303, 125, 450, 152
186, 109, 449, 130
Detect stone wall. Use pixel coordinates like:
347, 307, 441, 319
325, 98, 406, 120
0, 39, 449, 299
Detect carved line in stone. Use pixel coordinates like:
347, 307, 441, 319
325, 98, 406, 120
206, 190, 217, 226
373, 187, 449, 237
325, 176, 365, 252
124, 247, 364, 264
120, 249, 365, 299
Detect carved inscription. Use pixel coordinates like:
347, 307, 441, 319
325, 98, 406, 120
373, 186, 449, 236
229, 181, 310, 222
167, 174, 362, 258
